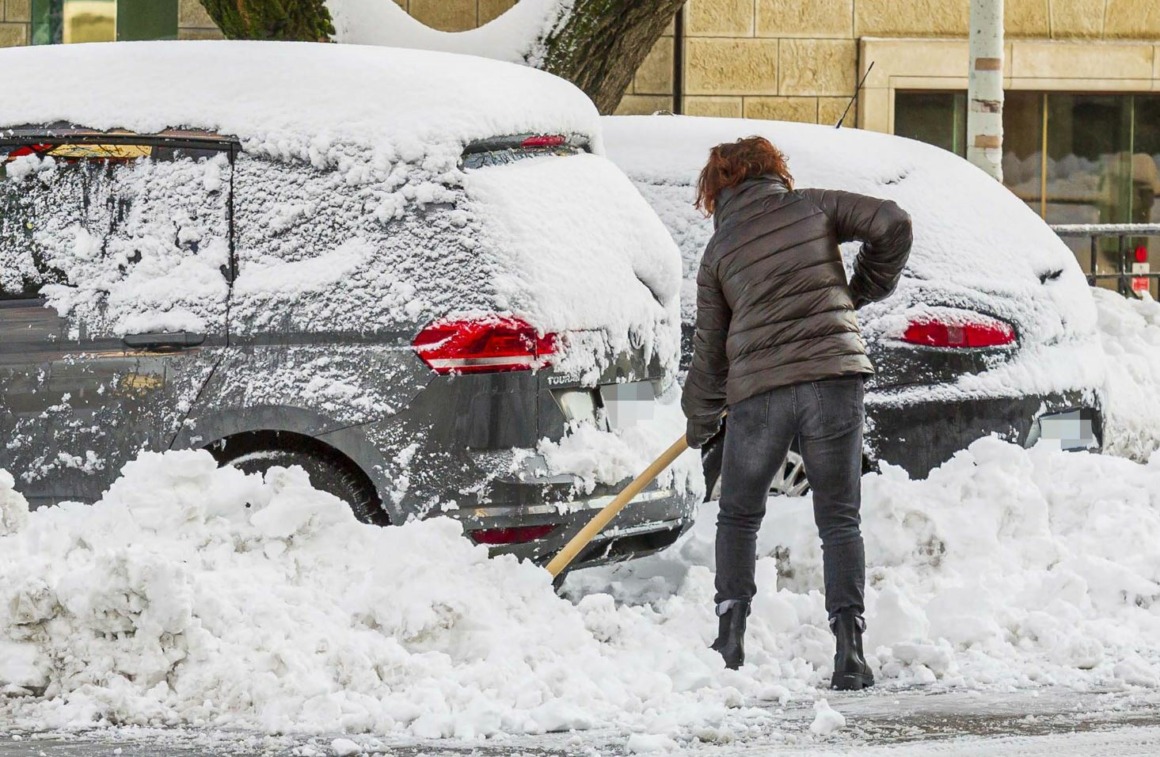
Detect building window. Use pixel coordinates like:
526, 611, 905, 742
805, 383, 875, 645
894, 92, 968, 158
32, 0, 178, 45
895, 91, 1160, 277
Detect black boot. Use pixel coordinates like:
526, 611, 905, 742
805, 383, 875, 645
830, 609, 874, 690
710, 600, 749, 669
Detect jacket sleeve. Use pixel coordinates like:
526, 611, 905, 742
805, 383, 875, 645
808, 189, 913, 309
681, 253, 731, 423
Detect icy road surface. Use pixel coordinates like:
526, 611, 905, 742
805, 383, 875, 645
5, 689, 1160, 754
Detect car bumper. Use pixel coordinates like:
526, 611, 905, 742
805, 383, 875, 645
866, 388, 1103, 479
445, 481, 698, 572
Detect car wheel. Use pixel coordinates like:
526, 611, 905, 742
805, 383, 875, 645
708, 450, 811, 501
223, 448, 390, 526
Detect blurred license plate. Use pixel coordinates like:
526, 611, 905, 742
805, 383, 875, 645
600, 381, 655, 429
1037, 410, 1096, 451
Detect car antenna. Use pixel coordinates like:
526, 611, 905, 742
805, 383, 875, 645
835, 61, 875, 129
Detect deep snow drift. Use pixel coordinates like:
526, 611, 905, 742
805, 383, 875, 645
5, 432, 1160, 744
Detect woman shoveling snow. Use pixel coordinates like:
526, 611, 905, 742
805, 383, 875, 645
681, 136, 913, 686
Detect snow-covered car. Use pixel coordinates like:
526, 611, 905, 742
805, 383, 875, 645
0, 42, 697, 568
604, 115, 1106, 485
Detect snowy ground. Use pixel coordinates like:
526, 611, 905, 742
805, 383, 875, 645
3, 289, 1160, 755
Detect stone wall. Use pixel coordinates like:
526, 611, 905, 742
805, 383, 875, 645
647, 0, 1160, 125
0, 0, 30, 46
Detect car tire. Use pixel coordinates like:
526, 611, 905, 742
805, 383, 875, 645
707, 449, 811, 502
222, 447, 390, 526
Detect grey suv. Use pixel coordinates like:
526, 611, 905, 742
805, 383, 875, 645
0, 44, 696, 571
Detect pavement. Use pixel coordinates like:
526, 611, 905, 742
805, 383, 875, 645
4, 687, 1160, 755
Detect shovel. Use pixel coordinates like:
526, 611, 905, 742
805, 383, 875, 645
546, 434, 690, 578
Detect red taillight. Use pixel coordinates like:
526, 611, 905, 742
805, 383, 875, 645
521, 134, 567, 148
902, 316, 1016, 348
471, 525, 557, 545
412, 317, 557, 375
5, 144, 52, 161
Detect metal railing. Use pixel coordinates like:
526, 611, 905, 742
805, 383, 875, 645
1051, 223, 1160, 296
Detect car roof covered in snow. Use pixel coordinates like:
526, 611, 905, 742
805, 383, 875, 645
0, 41, 602, 157
602, 115, 1080, 291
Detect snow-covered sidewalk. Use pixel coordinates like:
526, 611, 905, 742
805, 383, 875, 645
2, 290, 1160, 751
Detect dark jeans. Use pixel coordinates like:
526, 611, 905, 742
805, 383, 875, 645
715, 376, 866, 620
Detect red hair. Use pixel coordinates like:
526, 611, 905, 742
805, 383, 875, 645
694, 136, 794, 215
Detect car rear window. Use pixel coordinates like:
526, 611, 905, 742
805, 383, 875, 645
0, 136, 232, 318
461, 133, 588, 170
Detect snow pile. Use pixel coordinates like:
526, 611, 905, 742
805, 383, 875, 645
577, 437, 1160, 693
7, 438, 1160, 742
0, 452, 752, 739
1094, 288, 1160, 460
328, 0, 571, 67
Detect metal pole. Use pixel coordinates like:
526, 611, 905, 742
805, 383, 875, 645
1090, 235, 1098, 286
672, 7, 684, 115
967, 0, 1005, 181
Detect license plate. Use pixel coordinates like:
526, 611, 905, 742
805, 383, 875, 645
556, 390, 599, 426
1035, 410, 1096, 451
599, 381, 655, 430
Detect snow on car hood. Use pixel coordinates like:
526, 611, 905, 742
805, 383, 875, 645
463, 153, 683, 380
603, 115, 1103, 398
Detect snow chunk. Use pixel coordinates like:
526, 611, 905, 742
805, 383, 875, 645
809, 699, 846, 737
0, 469, 28, 536
626, 732, 680, 753
329, 738, 362, 756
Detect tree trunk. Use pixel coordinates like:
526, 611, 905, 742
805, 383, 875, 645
537, 0, 685, 114
199, 0, 334, 42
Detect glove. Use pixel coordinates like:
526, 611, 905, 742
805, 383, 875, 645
686, 417, 722, 450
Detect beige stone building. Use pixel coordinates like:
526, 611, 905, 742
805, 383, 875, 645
5, 1, 1160, 275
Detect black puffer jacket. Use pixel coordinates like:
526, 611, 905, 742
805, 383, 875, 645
682, 177, 912, 425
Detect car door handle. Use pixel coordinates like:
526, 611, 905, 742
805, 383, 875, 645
122, 332, 207, 351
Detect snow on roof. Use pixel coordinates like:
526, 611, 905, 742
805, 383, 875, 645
603, 115, 1077, 288
0, 41, 602, 160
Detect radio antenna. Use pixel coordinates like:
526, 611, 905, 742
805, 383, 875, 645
836, 62, 875, 129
